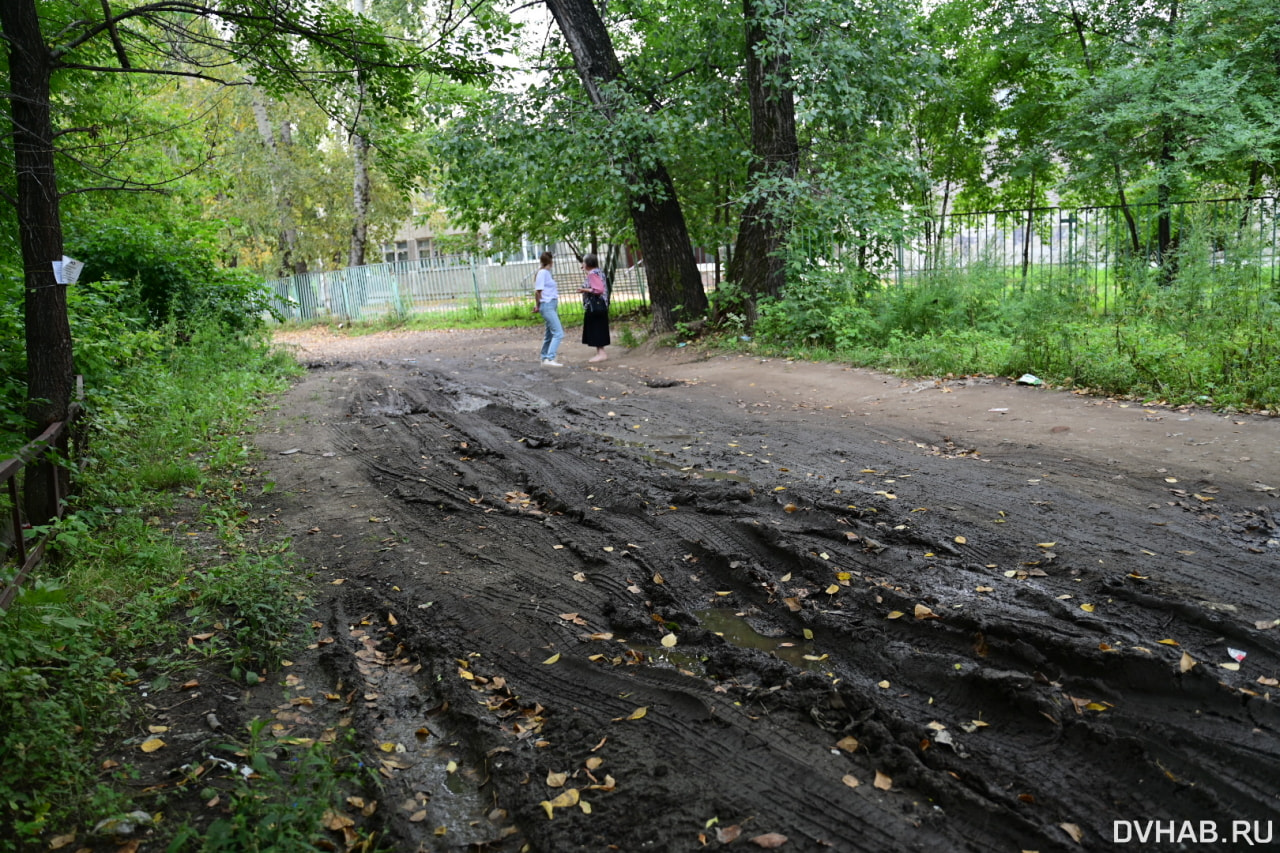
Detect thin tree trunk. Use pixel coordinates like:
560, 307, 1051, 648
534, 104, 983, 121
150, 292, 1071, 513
349, 0, 370, 268
2, 0, 75, 524
1022, 167, 1036, 280
544, 0, 707, 331
1069, 3, 1140, 254
251, 89, 305, 276
350, 131, 370, 267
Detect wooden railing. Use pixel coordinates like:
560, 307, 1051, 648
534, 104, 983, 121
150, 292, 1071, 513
1, 379, 84, 610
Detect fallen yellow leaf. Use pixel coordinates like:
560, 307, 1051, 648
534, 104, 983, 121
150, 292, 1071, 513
140, 738, 165, 753
750, 833, 789, 849
841, 774, 860, 788
661, 633, 677, 648
954, 536, 968, 544
1180, 651, 1197, 672
1157, 639, 1179, 646
548, 788, 580, 809
543, 653, 561, 665
1080, 603, 1095, 612
886, 610, 904, 620
873, 771, 892, 791
835, 735, 859, 753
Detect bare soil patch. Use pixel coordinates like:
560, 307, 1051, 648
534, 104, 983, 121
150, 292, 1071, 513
204, 326, 1279, 851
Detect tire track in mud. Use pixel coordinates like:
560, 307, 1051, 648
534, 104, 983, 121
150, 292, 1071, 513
264, 357, 1280, 852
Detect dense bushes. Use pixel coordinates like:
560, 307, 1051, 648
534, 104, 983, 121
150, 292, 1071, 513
1, 219, 277, 456
747, 257, 1280, 410
66, 217, 277, 333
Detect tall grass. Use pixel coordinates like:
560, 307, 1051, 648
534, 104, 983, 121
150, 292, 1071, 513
0, 324, 304, 848
750, 229, 1280, 409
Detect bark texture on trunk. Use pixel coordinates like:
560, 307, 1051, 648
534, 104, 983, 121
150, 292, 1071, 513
544, 0, 707, 331
348, 0, 370, 268
2, 0, 75, 523
251, 89, 305, 276
350, 126, 370, 267
728, 0, 798, 310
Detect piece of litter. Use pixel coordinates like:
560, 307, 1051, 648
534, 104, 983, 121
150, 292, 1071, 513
988, 408, 1009, 413
1016, 374, 1043, 386
1228, 648, 1247, 663
279, 448, 301, 455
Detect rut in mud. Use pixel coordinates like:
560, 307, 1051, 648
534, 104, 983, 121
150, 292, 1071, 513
257, 330, 1280, 853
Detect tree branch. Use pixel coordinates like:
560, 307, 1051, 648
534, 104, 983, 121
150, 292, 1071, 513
98, 0, 131, 68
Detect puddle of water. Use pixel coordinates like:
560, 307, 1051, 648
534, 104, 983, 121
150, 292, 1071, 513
695, 608, 824, 670
350, 626, 517, 848
626, 609, 825, 673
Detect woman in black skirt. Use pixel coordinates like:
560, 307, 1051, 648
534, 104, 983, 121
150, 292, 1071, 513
579, 253, 610, 363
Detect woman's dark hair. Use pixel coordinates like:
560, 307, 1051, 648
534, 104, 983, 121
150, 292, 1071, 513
583, 253, 599, 269
539, 251, 553, 266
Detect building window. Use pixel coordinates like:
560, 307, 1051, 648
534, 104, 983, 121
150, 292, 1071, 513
378, 240, 409, 261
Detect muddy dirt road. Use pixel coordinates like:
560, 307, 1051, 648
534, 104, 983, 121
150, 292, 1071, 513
256, 327, 1279, 852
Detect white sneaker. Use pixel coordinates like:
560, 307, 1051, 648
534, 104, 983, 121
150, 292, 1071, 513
542, 359, 565, 367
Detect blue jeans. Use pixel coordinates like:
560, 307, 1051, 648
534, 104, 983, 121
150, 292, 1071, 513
539, 299, 564, 360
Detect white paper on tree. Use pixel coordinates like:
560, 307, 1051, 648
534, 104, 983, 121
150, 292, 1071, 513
51, 255, 84, 284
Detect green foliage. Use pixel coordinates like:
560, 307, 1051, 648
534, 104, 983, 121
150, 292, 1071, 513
0, 579, 124, 842
754, 268, 874, 349
747, 239, 1280, 410
166, 720, 375, 853
0, 322, 306, 845
0, 273, 31, 448
66, 218, 277, 331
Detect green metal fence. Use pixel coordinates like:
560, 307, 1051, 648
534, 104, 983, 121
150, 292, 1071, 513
266, 254, 653, 322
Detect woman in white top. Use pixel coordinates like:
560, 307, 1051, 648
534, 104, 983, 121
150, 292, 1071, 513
533, 251, 564, 366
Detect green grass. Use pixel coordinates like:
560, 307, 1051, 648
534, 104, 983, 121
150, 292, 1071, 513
0, 324, 350, 850
279, 295, 651, 335
737, 251, 1280, 411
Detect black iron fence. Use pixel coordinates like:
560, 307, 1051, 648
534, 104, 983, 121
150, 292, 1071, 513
794, 196, 1280, 315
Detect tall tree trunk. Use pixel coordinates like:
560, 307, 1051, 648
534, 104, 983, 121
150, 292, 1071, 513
1069, 3, 1140, 254
1022, 166, 1036, 280
1157, 129, 1174, 268
251, 89, 305, 276
2, 0, 75, 525
350, 128, 370, 267
349, 0, 370, 268
728, 0, 799, 319
544, 0, 707, 331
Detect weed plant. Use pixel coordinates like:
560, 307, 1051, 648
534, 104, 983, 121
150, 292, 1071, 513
0, 323, 311, 849
164, 719, 377, 853
747, 231, 1280, 410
